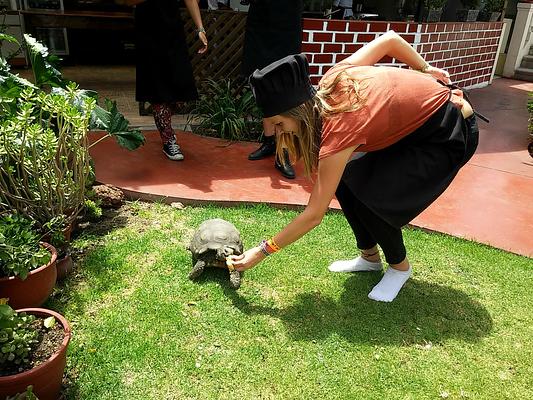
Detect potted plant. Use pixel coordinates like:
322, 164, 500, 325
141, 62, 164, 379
5, 385, 38, 400
0, 34, 144, 275
457, 0, 480, 21
424, 0, 447, 22
188, 79, 263, 142
0, 303, 71, 400
0, 214, 57, 309
41, 215, 74, 281
480, 0, 504, 21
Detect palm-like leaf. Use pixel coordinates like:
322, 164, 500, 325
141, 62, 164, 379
22, 34, 144, 150
188, 79, 262, 141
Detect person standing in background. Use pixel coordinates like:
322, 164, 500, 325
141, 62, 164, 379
241, 0, 304, 179
205, 0, 231, 10
333, 0, 354, 20
123, 0, 208, 161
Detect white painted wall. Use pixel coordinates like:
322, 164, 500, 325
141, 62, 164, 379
503, 1, 533, 77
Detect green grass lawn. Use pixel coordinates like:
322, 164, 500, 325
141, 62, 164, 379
47, 202, 532, 399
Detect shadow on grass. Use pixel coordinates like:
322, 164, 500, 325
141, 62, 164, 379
45, 205, 136, 316
225, 274, 493, 346
73, 206, 132, 240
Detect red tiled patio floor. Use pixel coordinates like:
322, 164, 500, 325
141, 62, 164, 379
90, 78, 533, 258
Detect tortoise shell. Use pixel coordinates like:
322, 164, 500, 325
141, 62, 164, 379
188, 218, 243, 269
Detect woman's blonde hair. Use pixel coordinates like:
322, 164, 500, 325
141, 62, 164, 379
276, 69, 367, 176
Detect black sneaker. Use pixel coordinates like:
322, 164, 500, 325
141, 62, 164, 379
163, 141, 184, 161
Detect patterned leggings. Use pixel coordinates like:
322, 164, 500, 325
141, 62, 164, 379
152, 103, 176, 144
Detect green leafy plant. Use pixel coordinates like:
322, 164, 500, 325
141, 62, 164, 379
527, 92, 533, 135
0, 303, 38, 372
0, 214, 51, 279
461, 0, 480, 9
1, 8, 21, 61
84, 198, 103, 221
0, 34, 145, 227
0, 84, 93, 226
188, 79, 262, 142
1, 34, 145, 149
529, 93, 533, 157
483, 0, 504, 11
425, 0, 448, 9
41, 215, 68, 255
5, 386, 39, 400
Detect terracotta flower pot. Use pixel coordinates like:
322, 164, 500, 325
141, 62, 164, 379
56, 253, 74, 281
0, 308, 71, 400
0, 243, 58, 309
41, 220, 75, 248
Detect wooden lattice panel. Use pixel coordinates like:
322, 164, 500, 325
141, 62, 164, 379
182, 9, 248, 91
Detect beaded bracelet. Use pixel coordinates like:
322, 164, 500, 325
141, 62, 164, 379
259, 239, 281, 256
259, 240, 271, 257
267, 238, 281, 252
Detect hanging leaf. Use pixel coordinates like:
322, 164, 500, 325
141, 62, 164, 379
0, 34, 19, 45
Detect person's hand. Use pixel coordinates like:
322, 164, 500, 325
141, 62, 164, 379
425, 65, 451, 84
228, 247, 266, 272
198, 31, 208, 54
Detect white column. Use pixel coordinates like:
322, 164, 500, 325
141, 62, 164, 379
490, 20, 508, 83
503, 2, 533, 77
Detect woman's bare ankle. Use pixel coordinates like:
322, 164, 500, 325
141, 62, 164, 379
361, 248, 381, 263
389, 257, 410, 271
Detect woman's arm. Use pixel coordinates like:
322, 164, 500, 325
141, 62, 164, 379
184, 0, 208, 53
272, 146, 356, 247
230, 146, 357, 271
342, 30, 426, 69
341, 30, 450, 82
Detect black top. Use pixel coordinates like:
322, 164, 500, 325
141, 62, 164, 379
341, 101, 479, 228
241, 0, 304, 77
134, 0, 198, 103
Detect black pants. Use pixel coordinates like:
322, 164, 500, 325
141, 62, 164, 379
336, 180, 407, 264
334, 102, 478, 265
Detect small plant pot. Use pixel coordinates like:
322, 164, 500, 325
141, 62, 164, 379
425, 8, 443, 22
41, 220, 75, 245
456, 9, 480, 21
0, 308, 71, 400
489, 11, 501, 21
0, 243, 57, 309
56, 253, 74, 281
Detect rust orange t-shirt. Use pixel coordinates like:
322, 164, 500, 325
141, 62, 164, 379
318, 64, 464, 159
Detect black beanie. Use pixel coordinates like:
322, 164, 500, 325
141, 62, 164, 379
249, 54, 316, 118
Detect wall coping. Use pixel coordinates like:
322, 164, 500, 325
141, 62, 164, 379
517, 2, 533, 10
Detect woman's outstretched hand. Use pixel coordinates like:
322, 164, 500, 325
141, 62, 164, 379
198, 31, 208, 54
228, 247, 266, 272
426, 65, 451, 84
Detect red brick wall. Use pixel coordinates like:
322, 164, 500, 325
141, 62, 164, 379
302, 19, 504, 89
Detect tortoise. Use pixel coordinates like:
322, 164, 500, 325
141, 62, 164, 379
187, 218, 244, 289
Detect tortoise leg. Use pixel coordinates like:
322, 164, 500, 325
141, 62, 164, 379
189, 260, 206, 280
229, 270, 241, 289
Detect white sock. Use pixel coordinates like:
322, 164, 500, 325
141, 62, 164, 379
328, 256, 383, 273
368, 265, 412, 302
